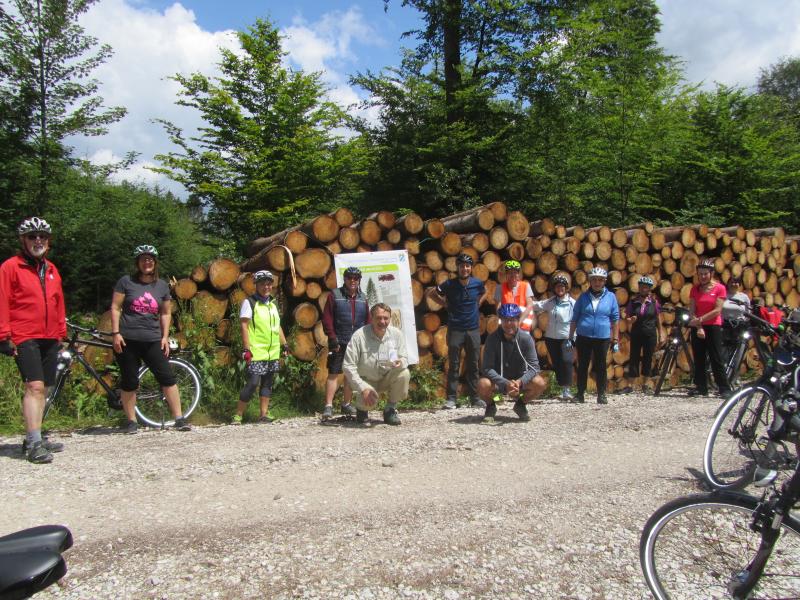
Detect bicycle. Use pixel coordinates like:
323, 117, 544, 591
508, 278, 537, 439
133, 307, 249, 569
653, 306, 695, 396
641, 368, 800, 599
703, 308, 800, 490
45, 320, 202, 428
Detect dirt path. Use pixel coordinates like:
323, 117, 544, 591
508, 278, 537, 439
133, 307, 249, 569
0, 391, 720, 599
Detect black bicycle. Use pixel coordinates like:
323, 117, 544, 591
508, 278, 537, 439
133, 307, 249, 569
653, 306, 695, 396
703, 309, 800, 490
45, 320, 202, 428
641, 370, 800, 599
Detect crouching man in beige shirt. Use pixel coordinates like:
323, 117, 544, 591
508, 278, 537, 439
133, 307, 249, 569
342, 302, 409, 426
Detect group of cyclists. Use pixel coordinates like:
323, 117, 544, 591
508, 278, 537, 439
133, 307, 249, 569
2, 216, 783, 464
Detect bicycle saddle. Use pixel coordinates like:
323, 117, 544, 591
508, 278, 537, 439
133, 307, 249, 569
0, 526, 72, 556
0, 550, 66, 600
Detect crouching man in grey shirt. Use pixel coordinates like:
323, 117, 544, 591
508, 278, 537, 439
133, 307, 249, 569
479, 303, 548, 423
343, 303, 409, 426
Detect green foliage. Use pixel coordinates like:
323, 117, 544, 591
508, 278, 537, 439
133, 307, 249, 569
403, 361, 445, 408
153, 19, 369, 248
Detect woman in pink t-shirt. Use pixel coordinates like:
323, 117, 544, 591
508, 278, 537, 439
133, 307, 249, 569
688, 258, 732, 397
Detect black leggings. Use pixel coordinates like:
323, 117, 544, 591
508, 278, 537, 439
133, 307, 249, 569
115, 339, 176, 392
240, 372, 275, 401
628, 329, 657, 377
576, 335, 610, 395
544, 337, 573, 386
691, 325, 731, 394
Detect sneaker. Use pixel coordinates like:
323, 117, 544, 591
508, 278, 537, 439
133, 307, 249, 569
174, 417, 192, 431
597, 394, 608, 405
22, 438, 64, 453
383, 407, 402, 426
321, 405, 334, 420
341, 403, 357, 417
482, 401, 498, 424
258, 414, 275, 424
687, 388, 709, 397
513, 400, 530, 421
560, 388, 574, 401
356, 409, 369, 424
231, 414, 243, 425
124, 420, 138, 435
26, 441, 53, 464
471, 398, 487, 409
442, 399, 458, 410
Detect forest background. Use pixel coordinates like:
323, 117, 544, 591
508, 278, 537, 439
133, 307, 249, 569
3, 0, 799, 313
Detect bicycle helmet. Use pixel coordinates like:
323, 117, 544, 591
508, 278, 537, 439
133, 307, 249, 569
456, 253, 474, 266
343, 266, 362, 279
697, 258, 715, 271
638, 276, 655, 287
551, 274, 569, 288
253, 270, 274, 283
588, 266, 608, 279
504, 260, 521, 271
133, 244, 158, 258
498, 303, 522, 319
17, 217, 51, 236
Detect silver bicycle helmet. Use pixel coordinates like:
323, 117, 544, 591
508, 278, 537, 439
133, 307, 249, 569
253, 270, 274, 282
17, 217, 52, 236
697, 258, 715, 271
133, 244, 158, 258
588, 266, 608, 279
552, 274, 569, 288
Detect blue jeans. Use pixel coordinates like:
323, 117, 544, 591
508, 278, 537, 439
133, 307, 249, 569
446, 328, 481, 401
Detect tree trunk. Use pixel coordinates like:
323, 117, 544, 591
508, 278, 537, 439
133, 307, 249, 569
441, 206, 495, 232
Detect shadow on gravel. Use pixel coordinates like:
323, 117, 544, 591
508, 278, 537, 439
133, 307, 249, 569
74, 426, 123, 436
0, 442, 25, 460
318, 416, 388, 429
448, 414, 531, 426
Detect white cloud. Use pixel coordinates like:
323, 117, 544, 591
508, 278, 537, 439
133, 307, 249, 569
657, 0, 800, 89
73, 2, 381, 194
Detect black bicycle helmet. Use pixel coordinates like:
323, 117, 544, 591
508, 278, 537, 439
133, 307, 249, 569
343, 266, 362, 279
456, 253, 474, 265
17, 217, 52, 236
133, 244, 158, 258
639, 275, 655, 287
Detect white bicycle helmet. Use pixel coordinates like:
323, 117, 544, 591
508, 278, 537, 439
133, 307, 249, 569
17, 217, 52, 236
253, 270, 274, 282
588, 267, 608, 279
133, 244, 158, 258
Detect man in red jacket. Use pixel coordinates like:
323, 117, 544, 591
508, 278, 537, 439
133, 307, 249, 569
0, 217, 67, 464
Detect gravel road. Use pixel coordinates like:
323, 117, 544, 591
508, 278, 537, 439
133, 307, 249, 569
1, 390, 722, 599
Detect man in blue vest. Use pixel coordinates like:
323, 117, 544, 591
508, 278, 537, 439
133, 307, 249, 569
321, 266, 370, 420
434, 253, 488, 409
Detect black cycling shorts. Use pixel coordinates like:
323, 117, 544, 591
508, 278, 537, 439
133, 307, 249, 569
15, 338, 60, 386
115, 339, 177, 392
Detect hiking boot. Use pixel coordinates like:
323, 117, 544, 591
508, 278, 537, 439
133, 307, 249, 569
258, 414, 275, 424
231, 414, 243, 425
174, 417, 192, 431
383, 407, 401, 426
124, 420, 138, 435
321, 405, 334, 420
513, 400, 530, 421
575, 390, 585, 404
22, 438, 64, 454
341, 403, 357, 417
356, 409, 369, 424
442, 399, 458, 410
560, 388, 574, 401
470, 398, 487, 409
26, 441, 53, 464
597, 394, 608, 405
482, 401, 498, 424
687, 388, 709, 397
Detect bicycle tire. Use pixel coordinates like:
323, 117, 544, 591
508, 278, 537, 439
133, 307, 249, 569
135, 358, 201, 428
654, 347, 674, 396
727, 341, 748, 390
640, 492, 800, 600
703, 386, 773, 490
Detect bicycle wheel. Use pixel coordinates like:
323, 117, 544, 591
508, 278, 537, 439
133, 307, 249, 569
703, 386, 773, 490
135, 358, 201, 428
640, 493, 800, 600
654, 348, 675, 396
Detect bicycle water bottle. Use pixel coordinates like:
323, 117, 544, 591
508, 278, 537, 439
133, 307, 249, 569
56, 350, 73, 373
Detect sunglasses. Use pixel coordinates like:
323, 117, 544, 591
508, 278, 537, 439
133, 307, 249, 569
25, 233, 49, 241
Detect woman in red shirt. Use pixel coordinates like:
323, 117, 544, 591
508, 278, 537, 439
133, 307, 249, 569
688, 258, 732, 397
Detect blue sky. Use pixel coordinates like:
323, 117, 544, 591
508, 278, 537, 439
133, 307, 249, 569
73, 0, 800, 192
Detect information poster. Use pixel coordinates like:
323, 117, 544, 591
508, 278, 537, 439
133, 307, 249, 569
333, 250, 419, 364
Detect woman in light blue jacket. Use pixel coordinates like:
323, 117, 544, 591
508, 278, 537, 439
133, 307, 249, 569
531, 273, 575, 400
568, 267, 620, 405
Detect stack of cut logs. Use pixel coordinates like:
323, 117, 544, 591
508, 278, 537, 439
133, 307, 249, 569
166, 203, 800, 393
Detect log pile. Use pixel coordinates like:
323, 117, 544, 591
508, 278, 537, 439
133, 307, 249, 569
232, 204, 799, 394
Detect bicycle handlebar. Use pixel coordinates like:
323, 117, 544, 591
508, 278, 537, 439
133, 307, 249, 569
66, 319, 113, 339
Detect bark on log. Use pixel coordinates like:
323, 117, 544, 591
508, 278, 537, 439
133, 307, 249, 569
530, 218, 556, 237
441, 206, 495, 233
